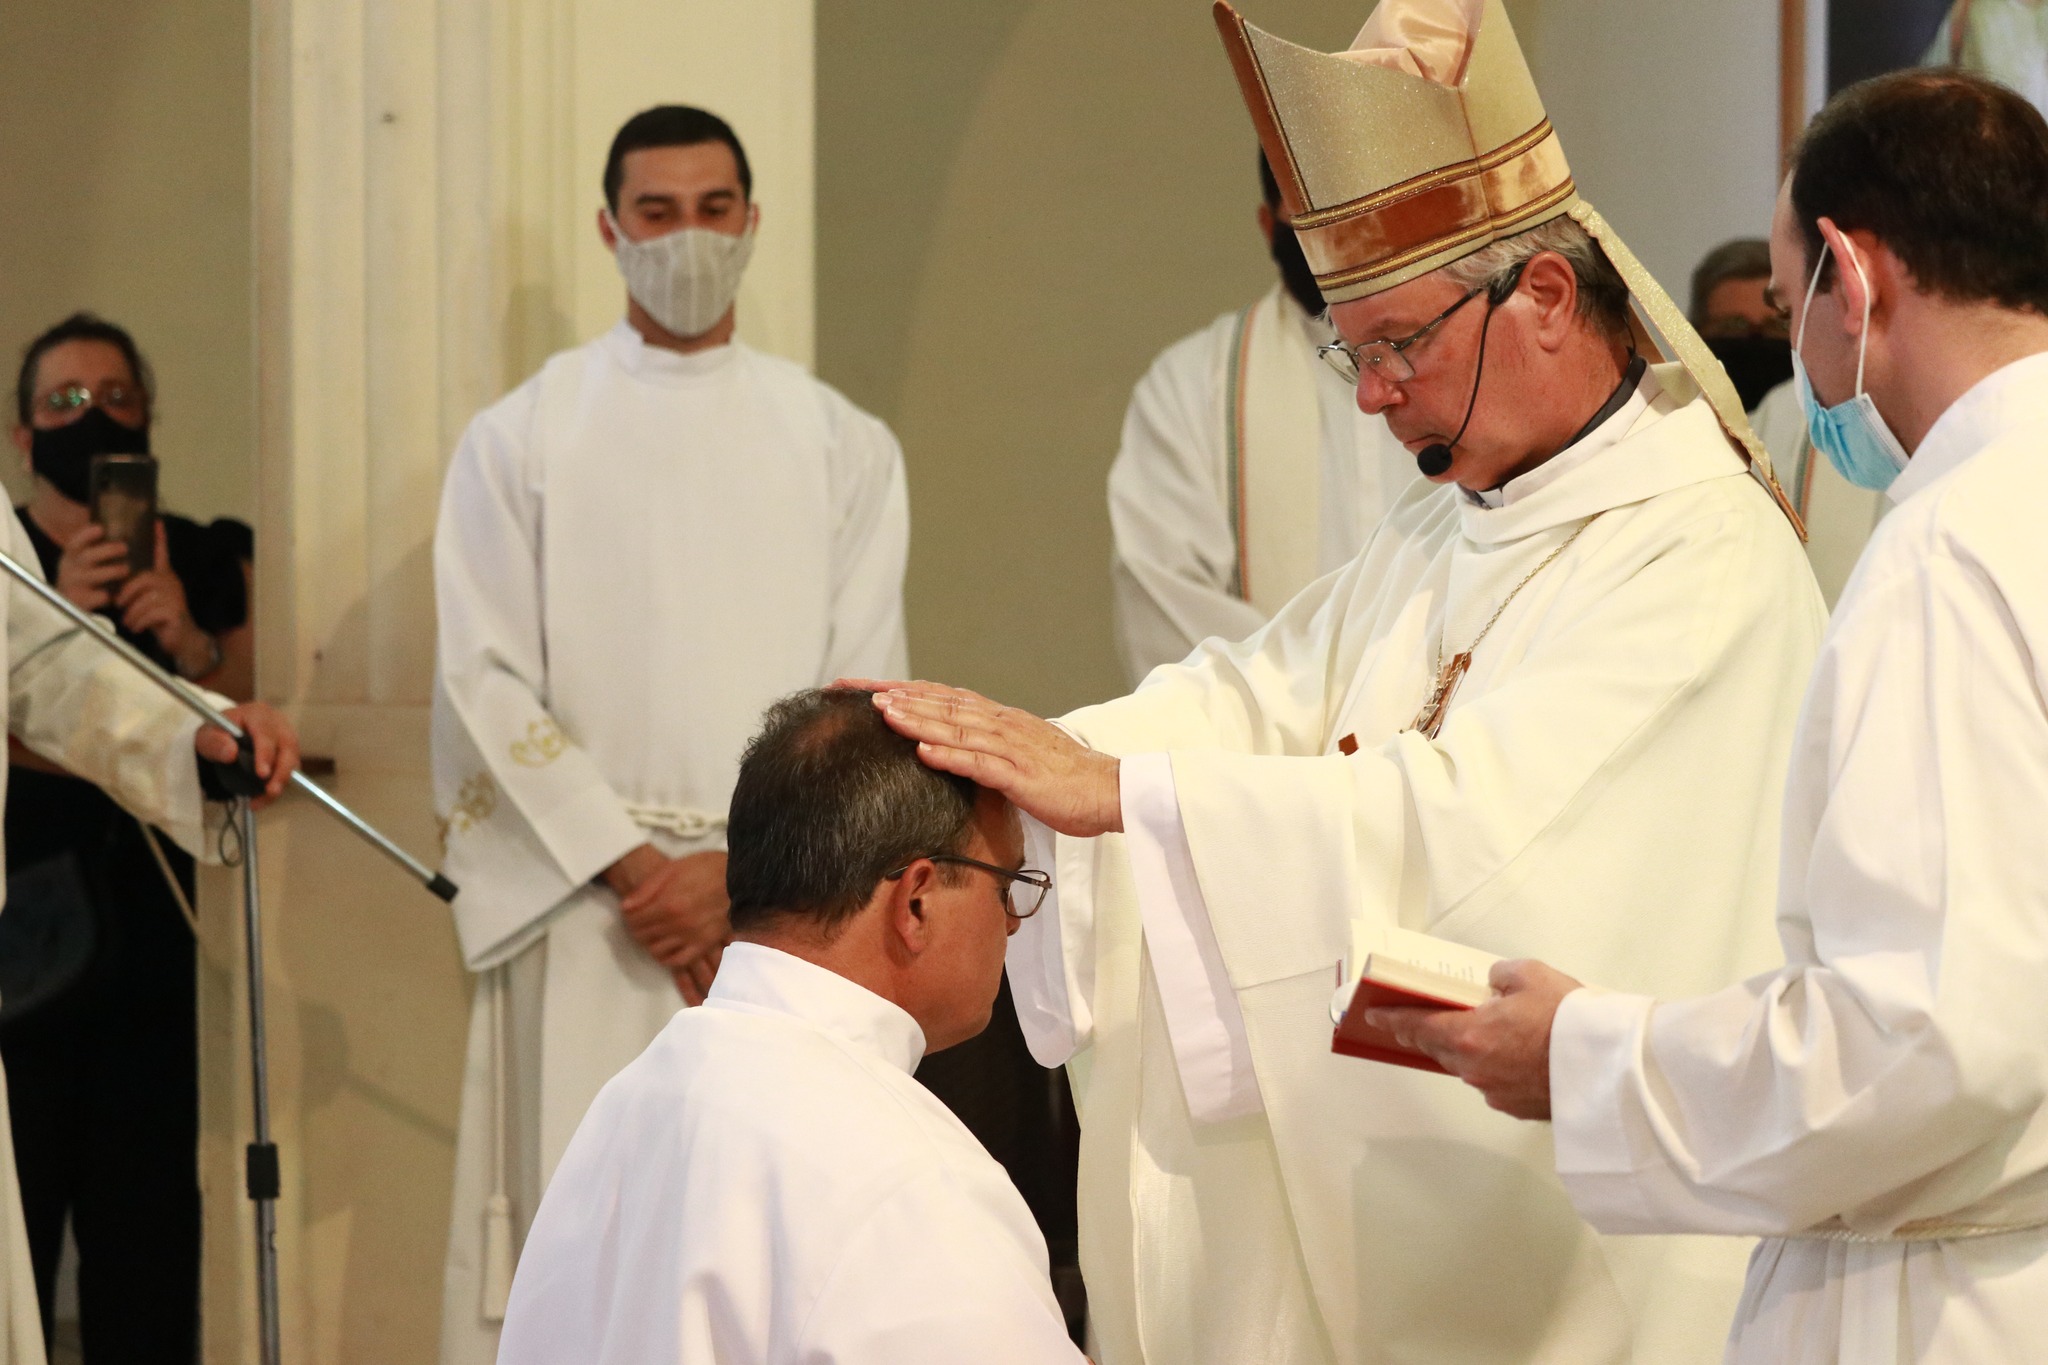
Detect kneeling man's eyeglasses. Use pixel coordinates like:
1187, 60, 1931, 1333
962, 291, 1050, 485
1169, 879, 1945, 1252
884, 855, 1052, 920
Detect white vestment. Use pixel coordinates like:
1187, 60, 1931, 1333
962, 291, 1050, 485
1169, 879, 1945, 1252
1551, 352, 2048, 1363
1009, 367, 1827, 1364
498, 943, 1086, 1365
0, 516, 216, 1365
1752, 379, 1888, 607
431, 323, 908, 1364
1109, 284, 1418, 684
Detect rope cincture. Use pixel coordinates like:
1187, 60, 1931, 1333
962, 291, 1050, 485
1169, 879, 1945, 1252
1785, 1212, 2048, 1244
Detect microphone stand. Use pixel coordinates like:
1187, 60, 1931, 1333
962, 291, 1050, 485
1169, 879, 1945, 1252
0, 546, 458, 1365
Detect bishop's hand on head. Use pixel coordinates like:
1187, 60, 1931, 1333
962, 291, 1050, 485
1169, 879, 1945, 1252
838, 678, 1125, 839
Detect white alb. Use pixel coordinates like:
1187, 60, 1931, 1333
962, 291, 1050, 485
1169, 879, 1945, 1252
496, 942, 1087, 1365
1551, 350, 2048, 1364
431, 323, 909, 1365
1010, 366, 1826, 1364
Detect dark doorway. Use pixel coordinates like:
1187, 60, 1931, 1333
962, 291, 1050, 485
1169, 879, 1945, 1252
1829, 0, 1953, 91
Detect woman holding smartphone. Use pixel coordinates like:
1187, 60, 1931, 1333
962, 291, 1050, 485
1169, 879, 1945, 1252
1, 312, 252, 1363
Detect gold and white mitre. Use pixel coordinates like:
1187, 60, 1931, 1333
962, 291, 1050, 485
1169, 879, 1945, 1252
1214, 0, 1804, 533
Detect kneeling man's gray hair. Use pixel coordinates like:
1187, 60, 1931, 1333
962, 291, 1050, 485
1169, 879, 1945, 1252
726, 688, 981, 935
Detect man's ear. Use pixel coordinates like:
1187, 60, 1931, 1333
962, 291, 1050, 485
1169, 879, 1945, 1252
1815, 217, 1877, 340
883, 857, 939, 959
597, 206, 619, 250
11, 425, 29, 458
1521, 250, 1579, 352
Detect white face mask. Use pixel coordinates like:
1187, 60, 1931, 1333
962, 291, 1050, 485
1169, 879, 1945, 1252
605, 210, 755, 339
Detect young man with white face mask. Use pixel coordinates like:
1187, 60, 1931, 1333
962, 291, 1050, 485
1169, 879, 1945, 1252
430, 105, 909, 1365
1376, 68, 2048, 1364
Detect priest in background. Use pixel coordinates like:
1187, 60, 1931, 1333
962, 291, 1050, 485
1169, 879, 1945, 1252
496, 689, 1086, 1365
861, 1, 1826, 1360
1691, 238, 1790, 414
1109, 154, 1414, 683
1693, 239, 1894, 606
1381, 67, 2048, 1365
1692, 236, 1887, 607
431, 106, 909, 1365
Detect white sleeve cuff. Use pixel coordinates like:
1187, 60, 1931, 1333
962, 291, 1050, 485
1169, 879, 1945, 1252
534, 783, 648, 889
1122, 752, 1263, 1123
1550, 985, 1666, 1231
1005, 814, 1085, 1068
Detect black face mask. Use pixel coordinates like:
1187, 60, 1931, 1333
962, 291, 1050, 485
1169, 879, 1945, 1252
1269, 216, 1326, 319
29, 407, 149, 503
1705, 334, 1794, 413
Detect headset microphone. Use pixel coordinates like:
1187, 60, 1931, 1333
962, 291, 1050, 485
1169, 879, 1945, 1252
1414, 265, 1519, 480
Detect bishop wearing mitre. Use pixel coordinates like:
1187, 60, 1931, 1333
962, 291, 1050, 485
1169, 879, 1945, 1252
867, 2, 1826, 1361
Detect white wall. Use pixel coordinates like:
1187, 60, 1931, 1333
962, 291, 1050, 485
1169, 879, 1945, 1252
0, 0, 254, 523
817, 0, 1359, 717
1509, 0, 1787, 305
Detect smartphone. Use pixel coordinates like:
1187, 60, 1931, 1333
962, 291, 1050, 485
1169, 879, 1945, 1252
88, 453, 159, 577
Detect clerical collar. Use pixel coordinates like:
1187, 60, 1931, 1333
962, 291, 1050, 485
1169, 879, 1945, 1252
704, 942, 927, 1073
1464, 353, 1651, 510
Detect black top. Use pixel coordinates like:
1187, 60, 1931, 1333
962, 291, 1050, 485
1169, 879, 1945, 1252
14, 509, 249, 675
6, 508, 252, 871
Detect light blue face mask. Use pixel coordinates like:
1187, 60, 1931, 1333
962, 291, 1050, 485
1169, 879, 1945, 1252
1792, 235, 1910, 492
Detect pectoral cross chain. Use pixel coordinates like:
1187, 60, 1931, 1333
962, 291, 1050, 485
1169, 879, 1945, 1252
1405, 516, 1597, 742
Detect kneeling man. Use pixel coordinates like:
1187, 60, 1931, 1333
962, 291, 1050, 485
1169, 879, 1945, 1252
496, 688, 1086, 1365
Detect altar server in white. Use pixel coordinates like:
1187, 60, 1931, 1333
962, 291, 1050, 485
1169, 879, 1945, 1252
1380, 67, 2048, 1365
498, 689, 1084, 1365
863, 3, 1824, 1361
0, 517, 298, 1364
1109, 156, 1414, 682
431, 107, 908, 1364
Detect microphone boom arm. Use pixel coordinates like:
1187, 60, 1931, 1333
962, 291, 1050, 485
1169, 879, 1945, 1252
0, 544, 457, 902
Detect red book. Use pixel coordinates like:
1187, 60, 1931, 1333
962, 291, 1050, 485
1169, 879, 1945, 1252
1329, 935, 1498, 1074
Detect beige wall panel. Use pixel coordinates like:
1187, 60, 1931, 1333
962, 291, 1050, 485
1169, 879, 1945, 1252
0, 0, 254, 523
1506, 0, 1785, 303
817, 0, 1353, 718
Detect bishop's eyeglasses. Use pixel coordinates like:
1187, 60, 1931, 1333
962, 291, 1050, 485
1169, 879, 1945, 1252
883, 854, 1052, 920
1315, 260, 1528, 386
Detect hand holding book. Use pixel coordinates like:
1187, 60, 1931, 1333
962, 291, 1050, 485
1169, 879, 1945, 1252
1328, 927, 1583, 1121
1328, 930, 1500, 1074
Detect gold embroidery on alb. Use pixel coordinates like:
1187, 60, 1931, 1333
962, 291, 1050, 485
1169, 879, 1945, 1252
449, 771, 499, 833
510, 718, 568, 768
1410, 517, 1595, 740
